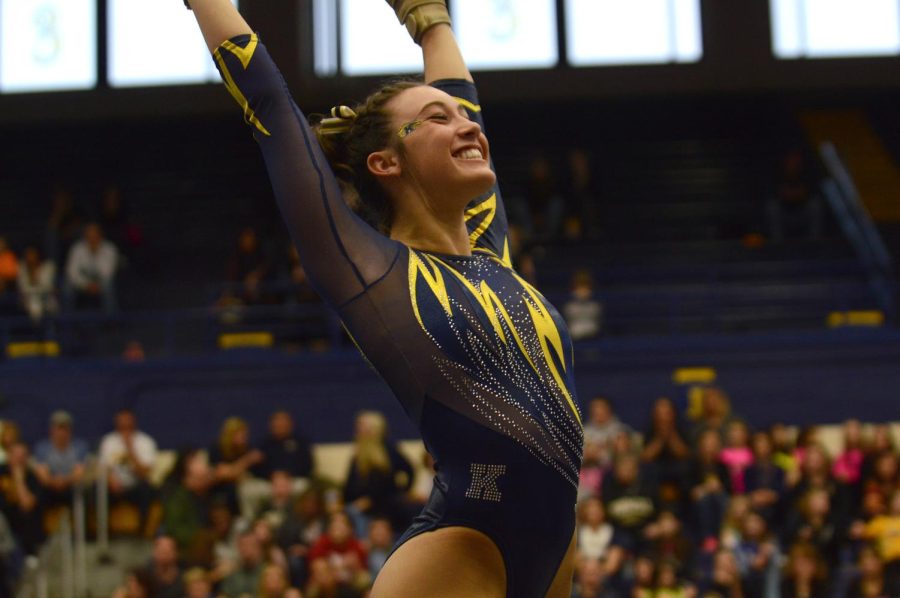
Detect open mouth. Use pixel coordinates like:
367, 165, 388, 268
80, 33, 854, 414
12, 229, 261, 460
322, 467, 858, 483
453, 147, 485, 161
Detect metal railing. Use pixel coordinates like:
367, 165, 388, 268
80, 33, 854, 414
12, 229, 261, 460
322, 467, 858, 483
819, 141, 896, 321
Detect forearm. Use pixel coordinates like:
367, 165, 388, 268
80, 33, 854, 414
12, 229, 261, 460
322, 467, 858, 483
421, 24, 472, 83
189, 0, 252, 53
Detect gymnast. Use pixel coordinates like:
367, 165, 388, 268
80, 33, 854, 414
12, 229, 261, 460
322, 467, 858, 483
187, 1, 584, 595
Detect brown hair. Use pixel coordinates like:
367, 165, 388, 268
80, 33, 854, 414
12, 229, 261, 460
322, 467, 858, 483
312, 79, 424, 234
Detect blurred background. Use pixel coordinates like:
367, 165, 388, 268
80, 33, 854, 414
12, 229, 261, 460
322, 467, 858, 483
0, 0, 899, 596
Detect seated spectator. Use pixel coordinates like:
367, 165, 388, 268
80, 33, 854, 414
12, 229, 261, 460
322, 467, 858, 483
308, 511, 370, 592
770, 421, 798, 475
652, 557, 697, 598
32, 410, 88, 506
766, 146, 824, 242
563, 269, 603, 341
834, 419, 866, 487
790, 426, 823, 483
111, 568, 156, 598
98, 409, 158, 529
220, 530, 267, 598
275, 487, 327, 588
343, 411, 414, 537
161, 450, 216, 567
628, 553, 657, 597
719, 420, 754, 495
701, 549, 744, 598
785, 488, 841, 568
258, 470, 298, 528
209, 502, 240, 583
861, 424, 896, 488
846, 545, 898, 598
222, 226, 272, 306
643, 510, 694, 579
141, 536, 184, 598
720, 495, 751, 552
0, 442, 44, 556
0, 237, 17, 316
578, 496, 614, 562
602, 452, 657, 555
63, 222, 119, 313
97, 184, 144, 263
258, 562, 302, 598
305, 557, 363, 598
744, 430, 786, 529
640, 397, 691, 509
183, 567, 214, 598
209, 416, 264, 517
527, 154, 565, 240
0, 421, 20, 466
252, 517, 289, 573
257, 410, 314, 481
16, 246, 58, 322
572, 556, 620, 598
780, 542, 831, 598
691, 386, 741, 445
733, 510, 780, 598
579, 439, 606, 501
583, 396, 632, 467
562, 149, 600, 241
365, 516, 394, 580
861, 450, 899, 516
853, 488, 900, 588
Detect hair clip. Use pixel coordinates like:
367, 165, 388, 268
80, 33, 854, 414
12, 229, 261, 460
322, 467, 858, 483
398, 119, 423, 139
319, 105, 358, 136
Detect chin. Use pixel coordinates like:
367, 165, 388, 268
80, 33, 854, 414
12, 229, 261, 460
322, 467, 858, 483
460, 165, 497, 197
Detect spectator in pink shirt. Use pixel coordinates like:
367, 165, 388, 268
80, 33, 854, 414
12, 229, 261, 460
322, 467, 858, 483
833, 419, 865, 485
720, 420, 754, 494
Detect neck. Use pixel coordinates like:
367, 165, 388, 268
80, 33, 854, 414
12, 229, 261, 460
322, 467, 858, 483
390, 211, 471, 256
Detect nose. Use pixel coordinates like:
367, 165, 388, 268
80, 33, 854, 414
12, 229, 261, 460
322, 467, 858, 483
458, 116, 482, 138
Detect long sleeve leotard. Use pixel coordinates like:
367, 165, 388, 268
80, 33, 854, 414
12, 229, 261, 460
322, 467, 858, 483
214, 34, 583, 597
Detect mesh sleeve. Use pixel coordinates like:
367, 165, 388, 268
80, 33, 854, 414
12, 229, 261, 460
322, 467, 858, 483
213, 34, 401, 308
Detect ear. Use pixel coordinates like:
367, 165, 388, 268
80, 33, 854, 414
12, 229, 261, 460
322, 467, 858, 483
367, 149, 402, 180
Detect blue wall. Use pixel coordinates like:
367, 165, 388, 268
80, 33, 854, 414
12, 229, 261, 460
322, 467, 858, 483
1, 329, 898, 450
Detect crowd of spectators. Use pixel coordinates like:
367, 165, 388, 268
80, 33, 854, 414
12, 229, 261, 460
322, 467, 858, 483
573, 390, 900, 598
0, 386, 896, 597
0, 184, 136, 324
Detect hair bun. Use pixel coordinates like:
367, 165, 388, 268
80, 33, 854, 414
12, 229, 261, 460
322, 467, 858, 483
319, 105, 359, 136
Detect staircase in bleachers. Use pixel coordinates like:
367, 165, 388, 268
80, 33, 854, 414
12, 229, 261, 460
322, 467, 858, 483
502, 122, 880, 335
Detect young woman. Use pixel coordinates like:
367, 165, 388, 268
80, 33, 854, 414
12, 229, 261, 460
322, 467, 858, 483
186, 1, 584, 596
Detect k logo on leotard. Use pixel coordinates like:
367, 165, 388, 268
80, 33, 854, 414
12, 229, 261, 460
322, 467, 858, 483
465, 463, 506, 502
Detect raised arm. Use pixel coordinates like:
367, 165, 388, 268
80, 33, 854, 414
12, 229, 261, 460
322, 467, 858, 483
188, 0, 251, 53
388, 1, 511, 263
186, 1, 400, 308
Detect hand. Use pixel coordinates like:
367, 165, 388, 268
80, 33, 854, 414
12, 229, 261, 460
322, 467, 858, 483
386, 0, 451, 45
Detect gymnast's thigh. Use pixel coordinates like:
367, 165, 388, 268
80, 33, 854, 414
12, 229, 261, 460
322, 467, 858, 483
543, 530, 577, 598
370, 526, 506, 598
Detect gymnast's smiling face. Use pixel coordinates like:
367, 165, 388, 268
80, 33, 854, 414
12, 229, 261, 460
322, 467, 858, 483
370, 85, 495, 213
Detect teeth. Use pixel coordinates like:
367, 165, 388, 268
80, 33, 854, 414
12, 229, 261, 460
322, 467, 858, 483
456, 148, 483, 160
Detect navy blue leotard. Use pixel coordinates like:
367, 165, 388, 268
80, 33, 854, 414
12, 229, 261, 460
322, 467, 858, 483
213, 34, 584, 597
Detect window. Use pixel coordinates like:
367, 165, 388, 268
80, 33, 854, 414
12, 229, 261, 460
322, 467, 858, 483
108, 0, 238, 87
321, 0, 558, 76
0, 0, 97, 93
565, 0, 703, 66
771, 0, 900, 59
